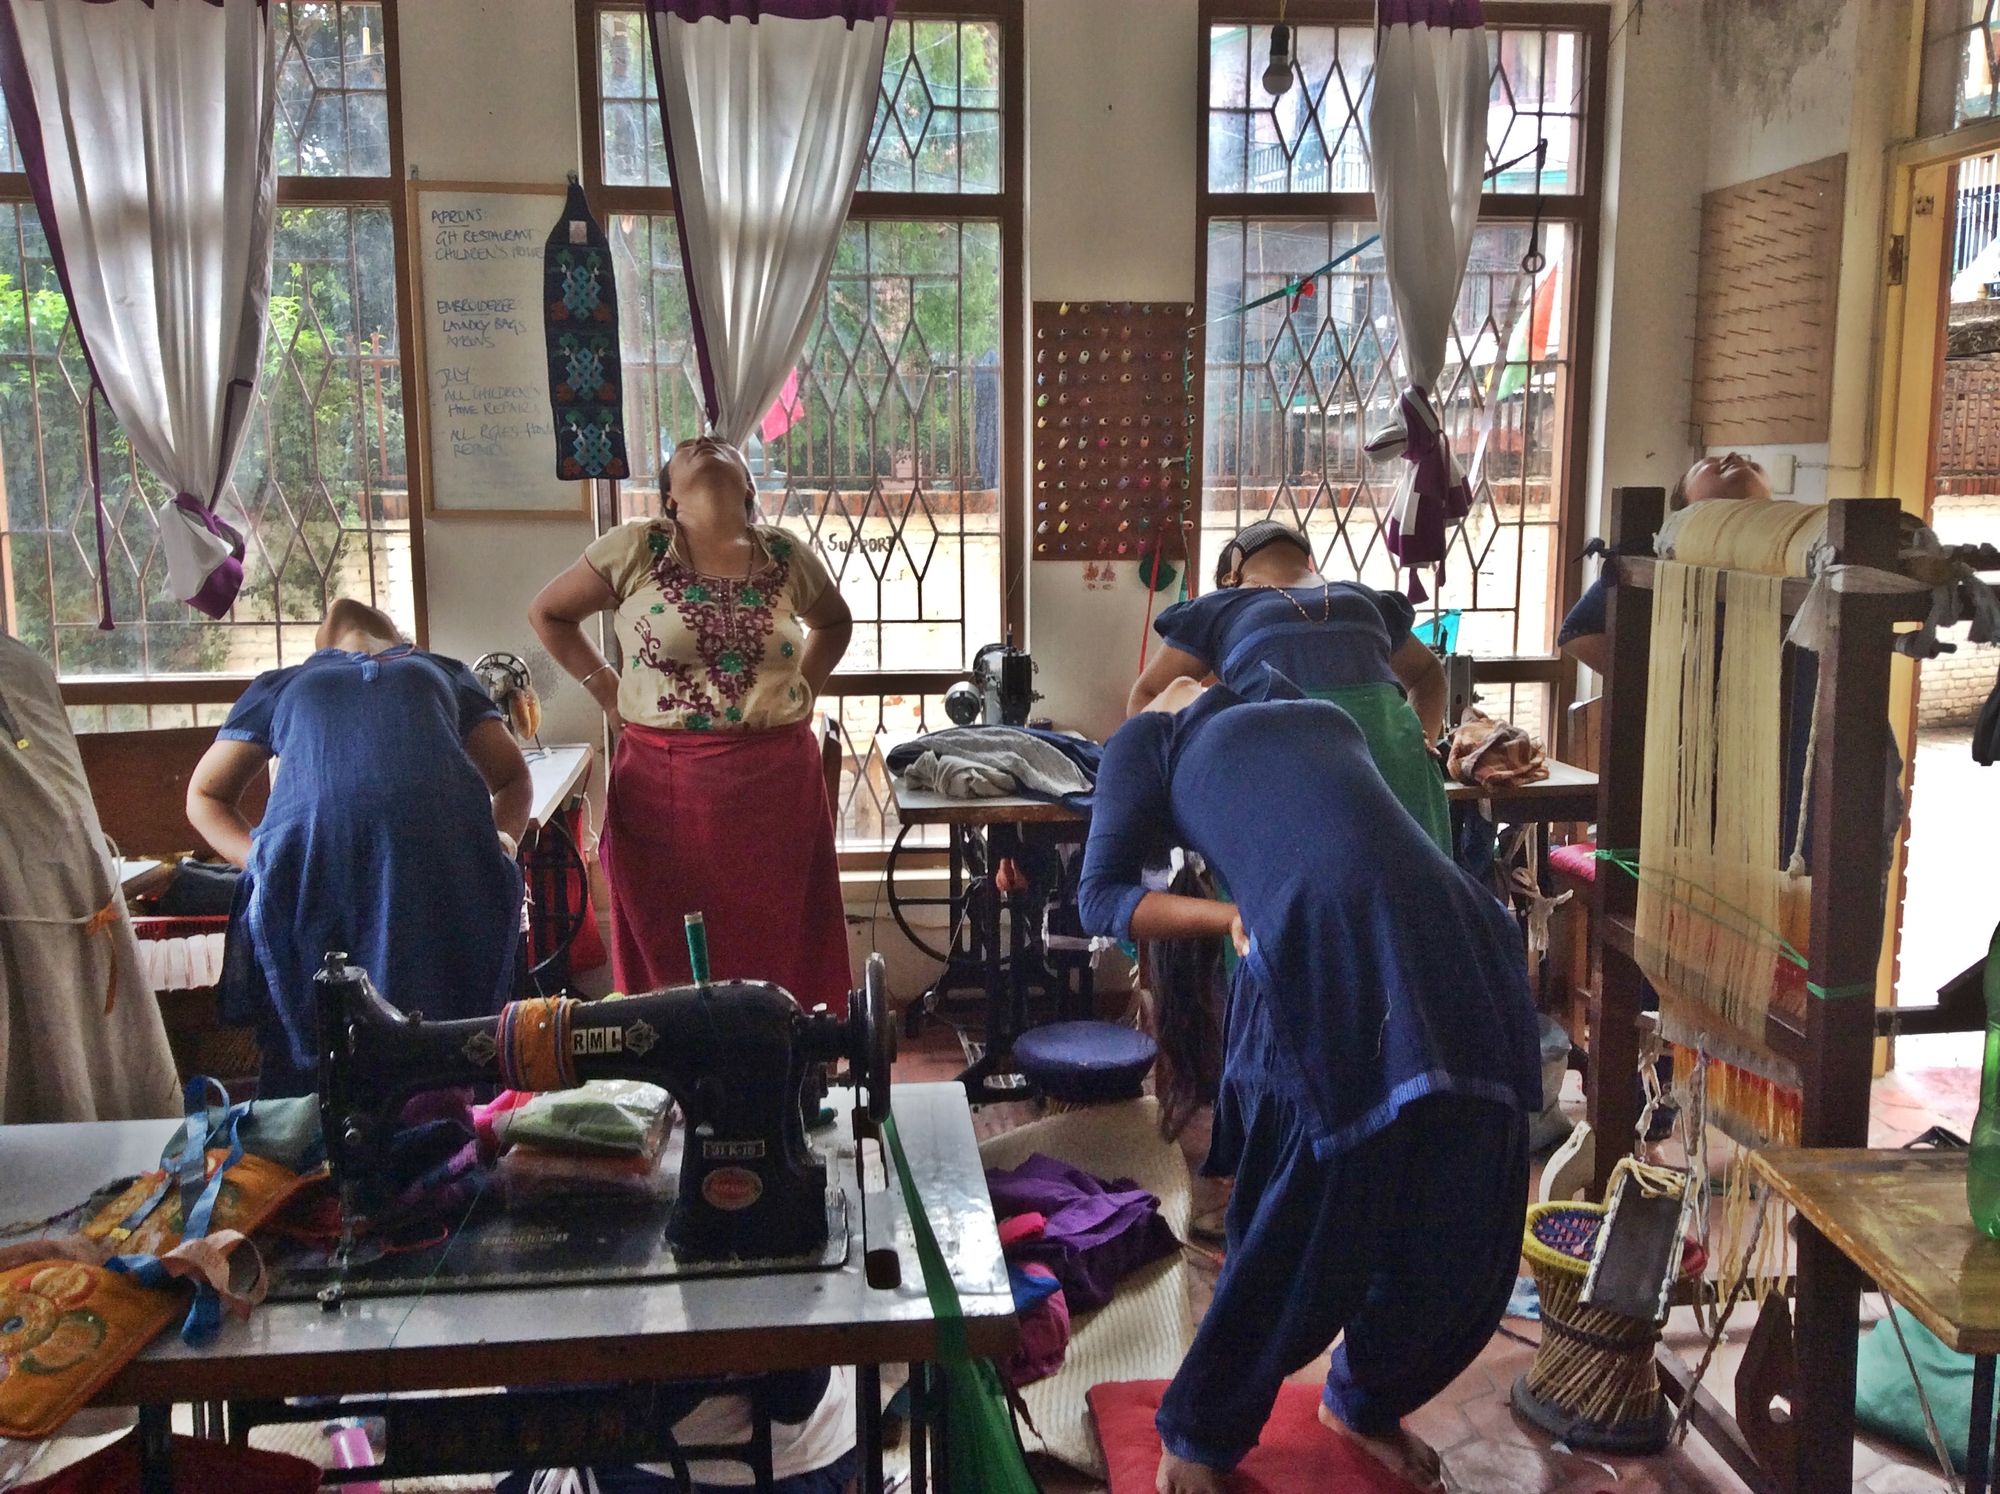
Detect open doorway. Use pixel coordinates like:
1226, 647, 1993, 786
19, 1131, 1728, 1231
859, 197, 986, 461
1892, 147, 2000, 1078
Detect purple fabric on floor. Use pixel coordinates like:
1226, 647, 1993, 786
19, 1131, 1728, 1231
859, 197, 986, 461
1003, 1264, 1071, 1390
985, 1154, 1178, 1313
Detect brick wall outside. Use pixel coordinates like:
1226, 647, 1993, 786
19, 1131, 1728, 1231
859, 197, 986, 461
1920, 488, 2000, 727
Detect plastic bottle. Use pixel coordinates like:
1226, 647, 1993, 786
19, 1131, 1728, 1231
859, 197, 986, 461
1967, 920, 2000, 1238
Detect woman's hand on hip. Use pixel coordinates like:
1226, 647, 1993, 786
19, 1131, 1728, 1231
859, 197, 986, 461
1228, 910, 1250, 958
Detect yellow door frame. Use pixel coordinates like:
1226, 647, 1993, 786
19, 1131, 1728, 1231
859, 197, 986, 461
1869, 123, 1999, 1041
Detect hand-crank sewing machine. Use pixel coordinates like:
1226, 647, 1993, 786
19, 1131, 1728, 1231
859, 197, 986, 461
282, 951, 897, 1301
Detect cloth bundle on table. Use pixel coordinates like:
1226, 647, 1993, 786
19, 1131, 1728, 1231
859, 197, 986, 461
886, 725, 1102, 806
214, 647, 524, 1098
0, 637, 179, 1124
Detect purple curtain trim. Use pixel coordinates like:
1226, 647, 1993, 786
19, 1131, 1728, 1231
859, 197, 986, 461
185, 551, 244, 618
86, 394, 112, 628
648, 9, 720, 431
172, 492, 247, 619
1377, 0, 1483, 29
651, 0, 894, 22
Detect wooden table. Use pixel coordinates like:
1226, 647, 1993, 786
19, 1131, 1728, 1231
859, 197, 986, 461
889, 782, 1091, 1104
1750, 1148, 2000, 1491
1444, 756, 1598, 822
0, 1082, 1012, 1493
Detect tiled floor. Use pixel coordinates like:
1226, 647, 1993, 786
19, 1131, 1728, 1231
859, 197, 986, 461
884, 1013, 1985, 1494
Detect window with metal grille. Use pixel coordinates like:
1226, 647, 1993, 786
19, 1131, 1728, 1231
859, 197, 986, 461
0, 0, 413, 721
583, 2, 1023, 850
1922, 0, 2000, 135
1198, 4, 1605, 736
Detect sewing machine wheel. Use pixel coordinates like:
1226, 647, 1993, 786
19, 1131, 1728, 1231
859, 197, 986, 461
854, 952, 894, 1123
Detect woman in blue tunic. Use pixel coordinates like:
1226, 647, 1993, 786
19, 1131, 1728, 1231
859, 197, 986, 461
1078, 672, 1539, 1492
188, 600, 530, 1096
1126, 521, 1451, 851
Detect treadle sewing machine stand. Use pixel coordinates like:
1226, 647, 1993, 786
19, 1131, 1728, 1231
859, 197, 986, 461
1585, 488, 1983, 1492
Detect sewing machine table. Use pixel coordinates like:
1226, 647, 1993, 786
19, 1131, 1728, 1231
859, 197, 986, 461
0, 1082, 1014, 1493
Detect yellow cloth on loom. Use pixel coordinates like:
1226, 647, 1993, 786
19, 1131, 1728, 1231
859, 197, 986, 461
1656, 496, 1827, 578
1635, 560, 1810, 1066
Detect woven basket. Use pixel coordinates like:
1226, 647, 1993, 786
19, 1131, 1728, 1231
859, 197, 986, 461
1510, 1200, 1674, 1453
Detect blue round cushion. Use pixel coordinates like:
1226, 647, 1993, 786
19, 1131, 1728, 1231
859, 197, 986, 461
1012, 1021, 1158, 1105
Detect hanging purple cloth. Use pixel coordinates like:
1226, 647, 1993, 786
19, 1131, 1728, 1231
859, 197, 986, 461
984, 1154, 1177, 1313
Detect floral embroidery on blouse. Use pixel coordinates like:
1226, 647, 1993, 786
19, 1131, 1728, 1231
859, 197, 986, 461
629, 534, 796, 727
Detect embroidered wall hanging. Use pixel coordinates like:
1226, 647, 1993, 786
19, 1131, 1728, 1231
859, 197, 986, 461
544, 178, 629, 481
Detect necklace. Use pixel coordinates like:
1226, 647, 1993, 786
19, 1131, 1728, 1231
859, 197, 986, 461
1253, 578, 1333, 624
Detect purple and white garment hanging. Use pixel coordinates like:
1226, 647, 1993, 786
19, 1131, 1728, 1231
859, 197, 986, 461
0, 0, 275, 626
1371, 0, 1486, 602
648, 0, 892, 447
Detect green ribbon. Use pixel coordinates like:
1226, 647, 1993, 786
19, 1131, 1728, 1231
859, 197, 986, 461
880, 1111, 968, 1364
1592, 849, 1876, 1002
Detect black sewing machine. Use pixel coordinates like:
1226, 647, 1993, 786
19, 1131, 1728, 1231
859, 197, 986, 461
945, 637, 1039, 727
307, 952, 893, 1288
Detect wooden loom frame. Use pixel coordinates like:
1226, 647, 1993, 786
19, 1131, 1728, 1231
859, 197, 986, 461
1584, 488, 1977, 1492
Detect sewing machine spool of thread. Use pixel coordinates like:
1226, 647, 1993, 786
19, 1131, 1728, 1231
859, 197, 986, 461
685, 912, 710, 984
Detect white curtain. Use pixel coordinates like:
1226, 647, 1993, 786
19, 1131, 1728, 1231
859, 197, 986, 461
1371, 0, 1487, 600
649, 0, 892, 446
0, 0, 276, 623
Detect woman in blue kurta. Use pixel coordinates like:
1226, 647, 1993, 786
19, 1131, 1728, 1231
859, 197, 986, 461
1126, 521, 1451, 852
1078, 671, 1539, 1492
188, 600, 530, 1097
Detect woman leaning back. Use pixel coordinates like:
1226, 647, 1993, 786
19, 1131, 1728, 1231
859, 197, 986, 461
529, 436, 854, 1011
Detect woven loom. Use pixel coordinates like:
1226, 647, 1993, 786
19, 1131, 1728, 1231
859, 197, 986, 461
1583, 489, 1931, 1491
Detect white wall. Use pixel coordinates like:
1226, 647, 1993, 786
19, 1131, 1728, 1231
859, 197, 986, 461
398, 0, 599, 747
1581, 0, 1707, 535
1023, 0, 1200, 747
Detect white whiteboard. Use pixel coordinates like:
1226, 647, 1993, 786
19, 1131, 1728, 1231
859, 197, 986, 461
410, 182, 587, 517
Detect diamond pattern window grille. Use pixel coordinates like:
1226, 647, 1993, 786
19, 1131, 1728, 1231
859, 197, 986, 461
1206, 23, 1582, 197
1922, 0, 2000, 131
0, 1, 410, 695
597, 8, 1001, 197
1203, 219, 1571, 666
592, 9, 1014, 850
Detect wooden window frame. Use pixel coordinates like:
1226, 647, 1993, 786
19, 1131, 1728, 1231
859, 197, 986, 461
574, 0, 1027, 695
1195, 0, 1607, 720
0, 0, 423, 710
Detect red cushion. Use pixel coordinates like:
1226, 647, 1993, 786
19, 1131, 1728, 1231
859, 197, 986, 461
16, 1431, 319, 1494
1548, 841, 1598, 884
1089, 1379, 1432, 1493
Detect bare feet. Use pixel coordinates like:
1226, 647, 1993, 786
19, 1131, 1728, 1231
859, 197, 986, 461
1156, 1449, 1227, 1493
1318, 1400, 1446, 1490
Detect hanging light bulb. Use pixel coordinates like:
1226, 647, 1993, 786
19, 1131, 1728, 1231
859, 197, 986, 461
1262, 21, 1294, 98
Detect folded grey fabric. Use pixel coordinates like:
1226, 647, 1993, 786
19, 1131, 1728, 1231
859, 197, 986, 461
895, 726, 1093, 801
903, 749, 1013, 800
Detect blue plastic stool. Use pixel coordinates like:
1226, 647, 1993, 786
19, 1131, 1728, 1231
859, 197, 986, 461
1012, 1021, 1158, 1106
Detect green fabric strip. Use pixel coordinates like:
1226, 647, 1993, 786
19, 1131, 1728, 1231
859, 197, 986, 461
1304, 683, 1452, 856
880, 1112, 968, 1365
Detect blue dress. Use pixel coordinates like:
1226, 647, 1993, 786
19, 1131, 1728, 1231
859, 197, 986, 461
218, 647, 523, 1095
1151, 583, 1450, 853
1078, 675, 1538, 1162
1076, 678, 1539, 1468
